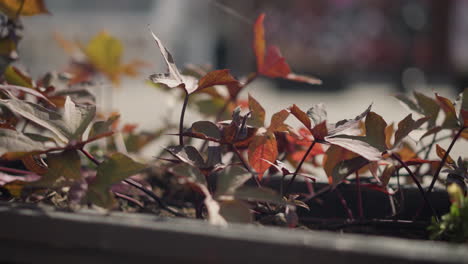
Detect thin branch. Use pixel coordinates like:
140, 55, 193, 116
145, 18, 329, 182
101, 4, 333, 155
355, 171, 363, 219
0, 166, 35, 175
391, 153, 439, 222
79, 148, 100, 166
114, 191, 145, 209
427, 126, 466, 193
179, 89, 189, 146
284, 140, 316, 195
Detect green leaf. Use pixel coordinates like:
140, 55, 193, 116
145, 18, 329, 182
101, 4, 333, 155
4, 66, 33, 88
247, 94, 265, 128
190, 120, 221, 141
89, 114, 119, 139
219, 200, 252, 223
215, 166, 251, 197
0, 128, 46, 159
234, 186, 285, 204
32, 149, 81, 186
169, 163, 207, 186
87, 153, 146, 208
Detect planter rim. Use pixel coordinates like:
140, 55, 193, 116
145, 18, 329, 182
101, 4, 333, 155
0, 202, 467, 264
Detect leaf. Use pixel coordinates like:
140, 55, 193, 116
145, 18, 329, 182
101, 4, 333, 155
332, 156, 370, 187
215, 166, 251, 197
328, 104, 372, 136
247, 94, 265, 127
436, 94, 460, 129
307, 103, 327, 126
420, 126, 443, 141
381, 164, 396, 186
311, 120, 328, 142
268, 109, 289, 132
4, 66, 33, 88
0, 128, 46, 159
394, 114, 429, 145
219, 200, 252, 223
0, 0, 49, 18
0, 84, 54, 106
323, 145, 358, 184
385, 123, 394, 149
289, 104, 311, 129
196, 69, 239, 93
248, 132, 278, 180
326, 135, 382, 161
87, 153, 146, 208
88, 114, 120, 139
414, 91, 439, 127
435, 144, 455, 166
84, 31, 123, 84
148, 28, 190, 91
364, 112, 388, 152
395, 94, 420, 113
0, 95, 95, 142
165, 145, 205, 168
234, 186, 285, 204
253, 13, 266, 72
252, 13, 321, 84
21, 154, 47, 174
169, 163, 207, 186
190, 121, 221, 141
460, 88, 468, 127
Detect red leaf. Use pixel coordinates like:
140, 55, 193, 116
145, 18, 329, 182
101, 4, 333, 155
290, 144, 324, 162
260, 46, 291, 77
268, 109, 289, 132
248, 132, 278, 180
311, 121, 328, 142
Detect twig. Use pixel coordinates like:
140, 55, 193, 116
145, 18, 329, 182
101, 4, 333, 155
355, 171, 363, 219
114, 192, 145, 209
391, 153, 439, 222
78, 149, 187, 217
14, 0, 25, 20
335, 188, 354, 220
179, 89, 189, 146
0, 166, 34, 175
284, 140, 316, 195
427, 126, 466, 193
231, 144, 260, 186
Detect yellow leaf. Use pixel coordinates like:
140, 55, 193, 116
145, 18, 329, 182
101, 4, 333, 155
84, 31, 123, 83
0, 0, 49, 18
4, 65, 33, 88
0, 38, 17, 58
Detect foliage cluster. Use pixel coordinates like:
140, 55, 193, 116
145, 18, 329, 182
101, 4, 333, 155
0, 0, 466, 240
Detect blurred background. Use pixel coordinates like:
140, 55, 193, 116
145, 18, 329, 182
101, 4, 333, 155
16, 0, 465, 157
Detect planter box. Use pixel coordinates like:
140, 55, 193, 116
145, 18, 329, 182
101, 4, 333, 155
0, 202, 467, 264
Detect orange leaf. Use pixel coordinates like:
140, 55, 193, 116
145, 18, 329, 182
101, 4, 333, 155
291, 143, 324, 162
253, 13, 266, 72
247, 94, 265, 128
435, 144, 455, 166
323, 145, 357, 185
260, 46, 291, 77
289, 104, 312, 130
268, 109, 289, 132
435, 94, 460, 128
248, 132, 278, 180
0, 0, 49, 18
197, 69, 239, 92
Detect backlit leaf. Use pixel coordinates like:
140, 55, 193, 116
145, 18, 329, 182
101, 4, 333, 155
394, 114, 428, 146
196, 69, 239, 93
328, 104, 372, 136
289, 104, 311, 129
436, 94, 460, 129
248, 132, 278, 180
332, 156, 369, 187
268, 109, 289, 132
435, 144, 455, 166
323, 145, 357, 184
0, 0, 49, 18
253, 13, 266, 72
364, 112, 387, 152
326, 135, 382, 161
414, 91, 439, 127
247, 94, 265, 128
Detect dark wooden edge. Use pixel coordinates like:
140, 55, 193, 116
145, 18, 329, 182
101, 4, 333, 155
0, 202, 467, 264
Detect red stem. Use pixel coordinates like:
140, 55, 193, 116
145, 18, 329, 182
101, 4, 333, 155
285, 140, 316, 195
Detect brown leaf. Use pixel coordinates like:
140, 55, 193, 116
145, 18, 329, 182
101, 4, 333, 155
435, 144, 455, 166
247, 94, 265, 127
364, 112, 388, 152
197, 69, 239, 93
436, 94, 460, 129
0, 0, 49, 18
289, 104, 311, 129
311, 121, 328, 142
323, 145, 358, 185
248, 132, 278, 180
394, 114, 429, 146
268, 109, 289, 132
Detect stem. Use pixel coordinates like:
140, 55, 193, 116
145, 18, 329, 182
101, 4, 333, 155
427, 126, 466, 193
79, 149, 186, 217
335, 188, 354, 220
114, 192, 145, 209
391, 153, 439, 222
179, 89, 189, 146
415, 134, 452, 156
14, 0, 25, 20
355, 171, 363, 219
284, 140, 316, 195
